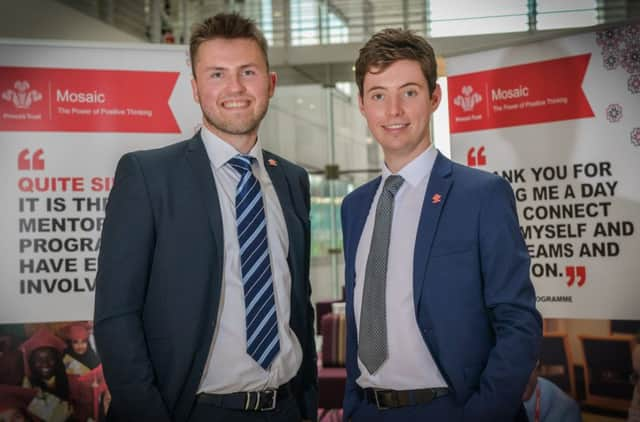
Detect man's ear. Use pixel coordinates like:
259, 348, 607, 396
269, 72, 277, 98
430, 83, 442, 111
191, 78, 200, 104
358, 94, 365, 116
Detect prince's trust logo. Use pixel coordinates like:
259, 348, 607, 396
453, 85, 482, 112
2, 80, 43, 109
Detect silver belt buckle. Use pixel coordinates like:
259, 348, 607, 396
261, 389, 277, 411
374, 390, 389, 410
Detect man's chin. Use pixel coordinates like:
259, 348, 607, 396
219, 126, 259, 138
205, 119, 260, 137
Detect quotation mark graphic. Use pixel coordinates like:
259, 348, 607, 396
467, 146, 486, 167
566, 266, 586, 287
18, 148, 45, 170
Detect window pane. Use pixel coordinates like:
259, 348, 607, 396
429, 0, 528, 36
537, 0, 596, 12
327, 12, 349, 44
537, 0, 597, 30
537, 10, 597, 29
430, 0, 528, 19
430, 16, 528, 36
261, 0, 274, 45
291, 0, 319, 46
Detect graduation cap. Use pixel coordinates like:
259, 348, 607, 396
19, 328, 66, 378
61, 323, 91, 341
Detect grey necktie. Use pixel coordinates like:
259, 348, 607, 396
358, 174, 404, 375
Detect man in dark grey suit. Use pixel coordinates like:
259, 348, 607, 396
94, 13, 317, 422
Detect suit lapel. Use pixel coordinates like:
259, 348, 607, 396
263, 151, 300, 228
262, 152, 305, 308
346, 177, 380, 289
413, 152, 453, 313
185, 134, 224, 284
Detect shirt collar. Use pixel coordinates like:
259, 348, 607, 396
200, 126, 264, 173
381, 144, 437, 188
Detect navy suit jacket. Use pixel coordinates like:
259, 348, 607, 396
94, 133, 317, 421
341, 152, 541, 421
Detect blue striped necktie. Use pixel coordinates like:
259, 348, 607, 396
228, 155, 280, 370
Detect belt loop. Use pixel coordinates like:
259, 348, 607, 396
244, 392, 250, 411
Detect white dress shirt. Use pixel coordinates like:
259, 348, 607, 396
197, 127, 302, 393
354, 145, 448, 390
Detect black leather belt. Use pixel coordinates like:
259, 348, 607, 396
365, 387, 449, 409
197, 383, 290, 412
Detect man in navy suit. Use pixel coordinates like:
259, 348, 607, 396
94, 13, 317, 422
341, 28, 541, 421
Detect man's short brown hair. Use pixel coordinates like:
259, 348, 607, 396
189, 12, 269, 77
355, 28, 438, 96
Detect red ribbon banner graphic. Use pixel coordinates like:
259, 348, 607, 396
447, 54, 594, 134
0, 67, 180, 133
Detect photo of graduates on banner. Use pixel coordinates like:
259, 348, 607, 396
0, 322, 109, 422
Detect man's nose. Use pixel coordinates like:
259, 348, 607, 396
227, 73, 246, 93
386, 95, 403, 117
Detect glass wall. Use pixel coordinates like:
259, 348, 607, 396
57, 0, 617, 48
259, 82, 379, 301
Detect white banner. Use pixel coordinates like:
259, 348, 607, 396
0, 40, 201, 323
446, 23, 640, 319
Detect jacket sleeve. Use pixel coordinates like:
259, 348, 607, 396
340, 196, 364, 422
93, 153, 171, 422
463, 176, 542, 421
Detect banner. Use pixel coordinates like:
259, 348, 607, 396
447, 23, 640, 319
0, 40, 201, 324
1, 67, 180, 133
448, 55, 594, 133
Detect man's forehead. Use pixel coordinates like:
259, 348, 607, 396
195, 38, 267, 67
198, 38, 259, 53
364, 72, 426, 90
200, 62, 260, 70
364, 60, 425, 83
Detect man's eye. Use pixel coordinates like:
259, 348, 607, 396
405, 90, 417, 97
211, 72, 223, 79
371, 93, 384, 101
242, 69, 256, 76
